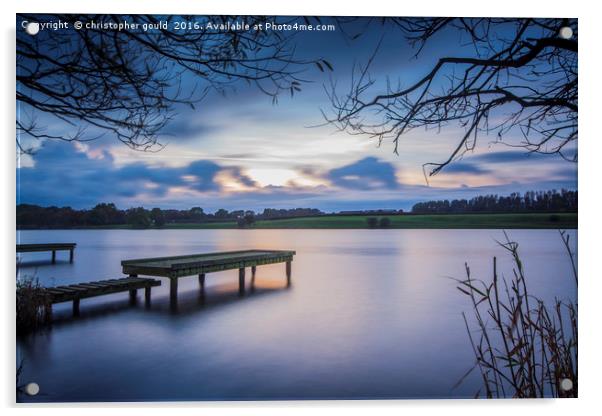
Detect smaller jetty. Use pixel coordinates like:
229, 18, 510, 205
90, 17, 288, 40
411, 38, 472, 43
17, 243, 76, 264
45, 277, 161, 315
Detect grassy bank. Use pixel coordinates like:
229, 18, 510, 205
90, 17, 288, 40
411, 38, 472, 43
53, 212, 577, 230
250, 212, 577, 229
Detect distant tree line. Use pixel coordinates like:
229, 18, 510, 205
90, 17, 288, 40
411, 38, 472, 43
339, 209, 403, 216
16, 190, 577, 228
411, 190, 577, 214
16, 203, 325, 229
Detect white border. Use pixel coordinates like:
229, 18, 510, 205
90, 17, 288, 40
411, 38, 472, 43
3, 1, 599, 415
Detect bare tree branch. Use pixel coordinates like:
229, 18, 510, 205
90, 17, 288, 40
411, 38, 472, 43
17, 14, 332, 153
324, 18, 578, 177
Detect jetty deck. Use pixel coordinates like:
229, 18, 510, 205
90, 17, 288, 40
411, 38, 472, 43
17, 243, 76, 264
121, 249, 296, 303
44, 277, 161, 315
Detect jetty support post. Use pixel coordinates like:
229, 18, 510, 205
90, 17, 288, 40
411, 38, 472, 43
72, 297, 80, 316
239, 267, 245, 295
251, 266, 256, 290
128, 274, 140, 305
198, 273, 205, 292
129, 289, 137, 304
51, 250, 56, 264
169, 278, 178, 305
144, 286, 152, 305
286, 260, 292, 286
69, 248, 74, 263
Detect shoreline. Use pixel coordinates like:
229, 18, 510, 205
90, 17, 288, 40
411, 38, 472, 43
17, 212, 578, 230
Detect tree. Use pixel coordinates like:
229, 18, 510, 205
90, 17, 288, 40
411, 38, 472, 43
326, 18, 577, 177
17, 14, 333, 153
410, 190, 577, 214
150, 207, 166, 227
237, 212, 256, 228
366, 217, 378, 228
126, 207, 151, 228
87, 202, 121, 226
214, 208, 230, 219
188, 207, 205, 222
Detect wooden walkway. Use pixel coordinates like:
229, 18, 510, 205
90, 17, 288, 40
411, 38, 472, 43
121, 249, 296, 304
17, 243, 76, 264
45, 277, 161, 315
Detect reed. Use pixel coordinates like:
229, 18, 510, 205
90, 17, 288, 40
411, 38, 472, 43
455, 231, 577, 398
16, 359, 25, 397
16, 272, 51, 335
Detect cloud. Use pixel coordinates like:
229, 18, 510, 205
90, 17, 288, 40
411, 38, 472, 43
441, 161, 491, 174
17, 141, 256, 208
158, 114, 216, 141
437, 150, 576, 179
469, 150, 554, 164
326, 157, 400, 190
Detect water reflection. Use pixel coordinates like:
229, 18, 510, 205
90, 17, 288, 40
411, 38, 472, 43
33, 279, 290, 328
16, 229, 577, 402
17, 259, 71, 268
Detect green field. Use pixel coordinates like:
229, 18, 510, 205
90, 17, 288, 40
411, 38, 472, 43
144, 212, 577, 230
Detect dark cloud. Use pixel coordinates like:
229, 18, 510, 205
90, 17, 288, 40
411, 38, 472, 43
441, 161, 491, 174
440, 150, 576, 177
159, 114, 215, 141
327, 157, 400, 190
17, 141, 255, 208
470, 150, 552, 164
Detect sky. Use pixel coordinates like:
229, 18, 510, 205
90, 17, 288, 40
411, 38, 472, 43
16, 16, 577, 213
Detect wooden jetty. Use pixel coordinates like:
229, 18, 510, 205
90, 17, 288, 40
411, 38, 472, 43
17, 243, 76, 264
44, 277, 161, 315
121, 249, 296, 304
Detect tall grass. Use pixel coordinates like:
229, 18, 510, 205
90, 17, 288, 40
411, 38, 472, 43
16, 359, 25, 397
16, 264, 51, 335
455, 231, 577, 398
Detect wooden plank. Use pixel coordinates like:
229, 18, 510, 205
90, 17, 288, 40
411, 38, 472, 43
76, 284, 105, 289
95, 279, 126, 284
56, 285, 87, 293
51, 287, 80, 294
167, 254, 294, 277
112, 278, 145, 284
69, 284, 97, 290
84, 282, 111, 288
122, 249, 274, 266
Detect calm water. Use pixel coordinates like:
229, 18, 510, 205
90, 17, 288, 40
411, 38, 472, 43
16, 229, 577, 402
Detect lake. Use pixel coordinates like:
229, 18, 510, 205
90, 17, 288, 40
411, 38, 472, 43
16, 229, 577, 401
